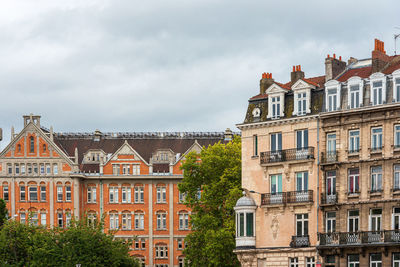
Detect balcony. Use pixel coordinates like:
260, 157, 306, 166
261, 190, 313, 205
320, 193, 337, 205
290, 235, 310, 247
260, 147, 314, 165
321, 151, 338, 163
318, 230, 400, 247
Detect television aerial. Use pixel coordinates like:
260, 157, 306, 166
395, 27, 400, 55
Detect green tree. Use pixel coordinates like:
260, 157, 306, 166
0, 198, 7, 227
178, 136, 242, 267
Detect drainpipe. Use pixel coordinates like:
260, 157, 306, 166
100, 179, 103, 230
316, 116, 321, 265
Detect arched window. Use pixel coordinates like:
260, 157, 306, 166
156, 211, 166, 230
30, 136, 34, 153
121, 211, 132, 230
109, 212, 119, 230
134, 211, 144, 230
178, 211, 189, 230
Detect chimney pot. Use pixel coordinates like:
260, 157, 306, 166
293, 66, 295, 72
327, 54, 330, 58
339, 56, 342, 61
333, 53, 336, 59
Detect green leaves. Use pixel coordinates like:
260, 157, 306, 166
0, 216, 140, 267
178, 136, 242, 267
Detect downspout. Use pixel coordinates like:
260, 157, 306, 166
316, 116, 320, 263
100, 179, 103, 231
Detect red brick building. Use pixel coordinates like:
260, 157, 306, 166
0, 114, 233, 267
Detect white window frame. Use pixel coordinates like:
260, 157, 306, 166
290, 257, 299, 267
122, 186, 131, 203
393, 69, 400, 102
87, 186, 97, 203
40, 212, 46, 226
326, 211, 336, 233
155, 244, 168, 259
134, 186, 144, 203
393, 252, 400, 267
20, 185, 26, 201
57, 212, 63, 228
325, 80, 341, 112
29, 186, 38, 201
179, 212, 189, 230
371, 166, 383, 192
65, 185, 71, 201
370, 253, 382, 267
370, 72, 386, 106
271, 96, 281, 119
348, 210, 359, 232
296, 91, 307, 116
347, 77, 363, 109
3, 185, 8, 201
371, 127, 383, 151
348, 254, 359, 267
109, 213, 119, 230
267, 91, 285, 119
306, 257, 315, 267
109, 186, 119, 203
40, 185, 46, 201
156, 212, 167, 230
349, 129, 360, 153
393, 207, 400, 230
156, 186, 167, 203
132, 164, 140, 175
122, 213, 132, 230
20, 213, 26, 224
369, 209, 382, 231
57, 186, 63, 202
395, 125, 400, 148
134, 212, 144, 230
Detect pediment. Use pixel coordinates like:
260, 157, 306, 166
266, 83, 287, 94
370, 72, 385, 80
347, 76, 362, 84
176, 140, 202, 162
393, 69, 400, 76
325, 79, 340, 87
292, 79, 314, 90
108, 141, 148, 164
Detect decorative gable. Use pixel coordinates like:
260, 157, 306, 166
106, 141, 148, 164
291, 79, 314, 116
266, 83, 286, 119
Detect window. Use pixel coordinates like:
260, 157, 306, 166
394, 253, 400, 267
395, 77, 400, 102
348, 254, 359, 267
270, 132, 282, 152
46, 164, 51, 174
27, 164, 32, 174
271, 96, 281, 119
348, 168, 360, 194
7, 164, 12, 175
112, 164, 120, 175
20, 213, 26, 224
349, 84, 361, 109
326, 212, 336, 233
87, 187, 97, 203
132, 165, 140, 175
296, 172, 308, 192
371, 166, 382, 192
236, 211, 255, 238
326, 171, 336, 199
41, 212, 46, 226
33, 164, 38, 174
395, 125, 400, 148
29, 186, 38, 201
134, 240, 140, 250
40, 164, 45, 174
370, 209, 382, 231
297, 92, 307, 115
155, 244, 168, 259
29, 212, 38, 225
66, 212, 71, 228
177, 238, 184, 250
157, 186, 167, 203
179, 212, 189, 230
134, 186, 144, 203
17, 144, 21, 152
326, 133, 336, 156
156, 212, 167, 230
30, 136, 34, 153
179, 257, 185, 267
20, 185, 26, 201
109, 187, 119, 203
122, 187, 131, 203
122, 213, 131, 230
370, 253, 382, 267
296, 129, 308, 149
327, 88, 338, 111
21, 164, 25, 175
395, 165, 400, 191
109, 213, 119, 230
65, 186, 71, 201
348, 210, 359, 232
122, 164, 130, 175
134, 212, 144, 230
57, 212, 63, 228
296, 213, 308, 237
253, 135, 258, 156
15, 164, 20, 175
349, 130, 360, 153
290, 257, 298, 267
270, 174, 283, 195
2, 185, 8, 201
88, 213, 96, 226
53, 164, 58, 175
371, 127, 383, 151
306, 257, 315, 267
178, 191, 186, 203
57, 186, 63, 201
393, 208, 400, 230
372, 81, 383, 105
43, 144, 46, 153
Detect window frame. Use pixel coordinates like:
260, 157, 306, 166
349, 129, 360, 153
371, 127, 383, 151
370, 166, 383, 193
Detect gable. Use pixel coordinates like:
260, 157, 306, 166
266, 84, 287, 95
106, 141, 148, 164
292, 79, 315, 90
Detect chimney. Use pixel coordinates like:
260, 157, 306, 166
74, 147, 79, 164
11, 126, 14, 141
291, 65, 305, 85
325, 54, 346, 81
259, 72, 274, 94
372, 38, 390, 73
224, 128, 233, 141
50, 126, 53, 141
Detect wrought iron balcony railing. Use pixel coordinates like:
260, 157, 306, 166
290, 235, 310, 247
260, 147, 314, 164
261, 190, 313, 205
318, 230, 400, 246
320, 193, 337, 205
321, 151, 338, 163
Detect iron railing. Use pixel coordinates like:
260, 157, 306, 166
261, 190, 313, 205
321, 151, 338, 163
321, 193, 337, 205
260, 147, 314, 164
318, 230, 400, 246
290, 235, 310, 247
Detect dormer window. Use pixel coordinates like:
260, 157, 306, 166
370, 72, 386, 106
297, 92, 307, 115
327, 88, 338, 111
271, 96, 280, 119
393, 70, 400, 102
347, 77, 363, 109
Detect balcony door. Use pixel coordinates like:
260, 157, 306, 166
326, 133, 336, 161
296, 213, 309, 238
270, 174, 283, 204
348, 210, 360, 244
326, 171, 336, 203
296, 129, 308, 159
369, 209, 382, 242
296, 172, 308, 202
392, 208, 400, 241
270, 133, 282, 161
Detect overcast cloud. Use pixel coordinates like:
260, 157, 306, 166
0, 0, 399, 147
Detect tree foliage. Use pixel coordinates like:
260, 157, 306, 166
0, 216, 140, 267
0, 198, 7, 227
178, 136, 242, 267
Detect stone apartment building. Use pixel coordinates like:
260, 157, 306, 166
0, 114, 233, 267
235, 39, 400, 267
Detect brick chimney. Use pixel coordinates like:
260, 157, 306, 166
372, 39, 391, 73
325, 54, 346, 81
291, 65, 305, 85
260, 72, 274, 94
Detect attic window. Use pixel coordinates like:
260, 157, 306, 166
30, 136, 34, 153
17, 144, 21, 152
271, 96, 280, 119
297, 92, 307, 115
43, 144, 47, 153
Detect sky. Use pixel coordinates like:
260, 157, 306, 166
0, 0, 400, 148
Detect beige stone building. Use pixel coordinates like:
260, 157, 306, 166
235, 39, 400, 267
